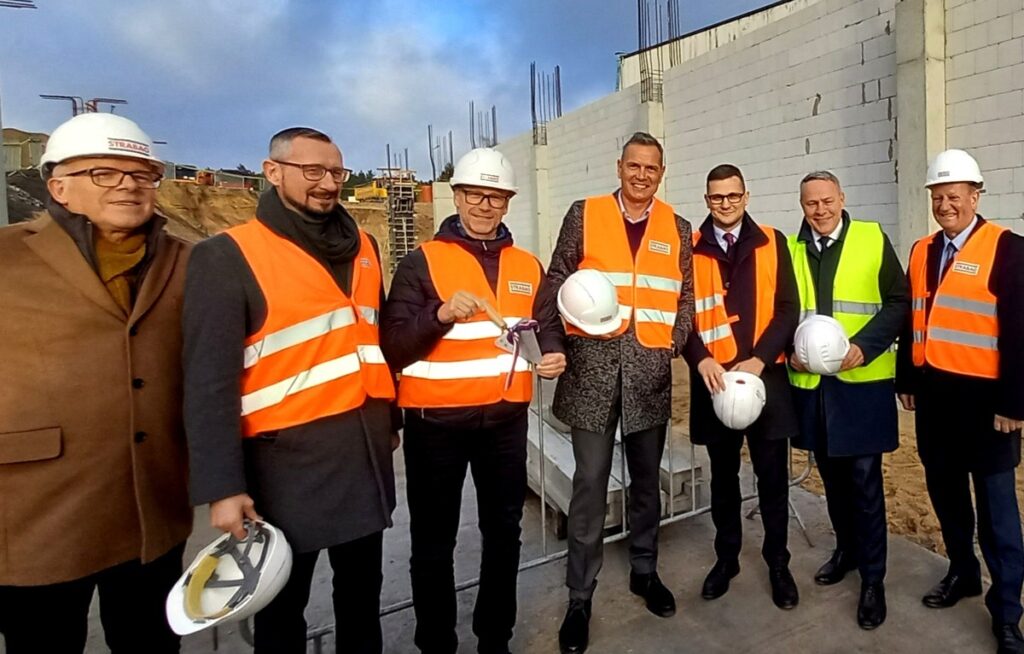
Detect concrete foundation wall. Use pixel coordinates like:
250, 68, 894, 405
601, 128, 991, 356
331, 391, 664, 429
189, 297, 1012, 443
662, 0, 899, 243
944, 0, 1024, 232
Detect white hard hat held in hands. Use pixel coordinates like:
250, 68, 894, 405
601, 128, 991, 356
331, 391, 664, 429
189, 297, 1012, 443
712, 371, 767, 430
450, 147, 518, 194
557, 269, 624, 336
793, 315, 850, 375
40, 112, 164, 178
925, 149, 984, 189
166, 520, 293, 636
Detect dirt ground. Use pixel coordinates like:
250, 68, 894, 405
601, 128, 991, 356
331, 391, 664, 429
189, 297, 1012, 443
670, 359, 1024, 555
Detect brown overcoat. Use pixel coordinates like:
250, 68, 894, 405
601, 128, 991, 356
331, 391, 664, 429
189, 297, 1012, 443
0, 214, 192, 586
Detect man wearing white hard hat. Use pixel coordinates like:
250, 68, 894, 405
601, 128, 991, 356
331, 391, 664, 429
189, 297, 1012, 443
184, 127, 397, 653
683, 164, 800, 610
896, 149, 1024, 654
547, 132, 694, 654
0, 113, 191, 652
381, 147, 565, 653
787, 170, 909, 629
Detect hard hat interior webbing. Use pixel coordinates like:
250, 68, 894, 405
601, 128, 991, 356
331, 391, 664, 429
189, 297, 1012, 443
182, 522, 269, 621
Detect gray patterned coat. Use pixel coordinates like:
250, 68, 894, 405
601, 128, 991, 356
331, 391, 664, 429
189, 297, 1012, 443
547, 195, 694, 435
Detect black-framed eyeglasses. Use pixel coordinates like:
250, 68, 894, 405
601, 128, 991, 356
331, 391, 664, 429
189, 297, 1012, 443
273, 160, 351, 183
62, 167, 163, 189
707, 192, 745, 205
460, 189, 509, 209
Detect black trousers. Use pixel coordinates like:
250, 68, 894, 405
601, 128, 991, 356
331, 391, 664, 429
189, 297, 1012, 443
565, 398, 667, 601
253, 530, 384, 654
404, 411, 528, 654
706, 434, 790, 566
816, 451, 887, 583
0, 543, 184, 654
924, 463, 1024, 625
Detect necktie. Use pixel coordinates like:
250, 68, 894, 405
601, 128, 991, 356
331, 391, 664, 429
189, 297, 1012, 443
818, 235, 831, 251
723, 231, 736, 254
941, 241, 957, 281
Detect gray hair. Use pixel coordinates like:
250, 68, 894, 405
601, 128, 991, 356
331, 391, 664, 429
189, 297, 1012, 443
800, 170, 842, 190
268, 127, 332, 159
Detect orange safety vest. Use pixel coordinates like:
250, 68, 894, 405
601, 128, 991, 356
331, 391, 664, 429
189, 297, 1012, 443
226, 220, 394, 437
691, 225, 783, 364
398, 240, 542, 408
908, 221, 1005, 379
566, 195, 683, 348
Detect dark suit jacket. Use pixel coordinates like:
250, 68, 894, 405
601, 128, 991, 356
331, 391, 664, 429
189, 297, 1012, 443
682, 213, 800, 445
895, 216, 1024, 473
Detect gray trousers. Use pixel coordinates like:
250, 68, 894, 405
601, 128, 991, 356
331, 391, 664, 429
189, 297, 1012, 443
565, 401, 668, 600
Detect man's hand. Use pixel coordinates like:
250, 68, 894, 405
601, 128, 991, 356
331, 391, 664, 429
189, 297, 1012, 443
730, 356, 765, 377
838, 343, 865, 372
437, 291, 482, 324
994, 415, 1024, 434
210, 493, 262, 540
697, 357, 727, 393
788, 352, 807, 373
536, 352, 567, 379
898, 394, 915, 411
390, 431, 401, 451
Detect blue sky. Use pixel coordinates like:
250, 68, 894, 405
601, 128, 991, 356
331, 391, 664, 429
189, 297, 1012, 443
0, 1, 772, 177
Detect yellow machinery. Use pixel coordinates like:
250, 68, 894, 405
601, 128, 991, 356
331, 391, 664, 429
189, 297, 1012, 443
353, 179, 387, 202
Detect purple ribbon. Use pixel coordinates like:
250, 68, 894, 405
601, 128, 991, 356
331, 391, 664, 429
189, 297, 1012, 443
503, 319, 540, 390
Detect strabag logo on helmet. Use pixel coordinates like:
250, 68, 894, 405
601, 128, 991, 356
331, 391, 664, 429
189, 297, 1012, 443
107, 138, 152, 156
508, 281, 534, 296
480, 173, 500, 183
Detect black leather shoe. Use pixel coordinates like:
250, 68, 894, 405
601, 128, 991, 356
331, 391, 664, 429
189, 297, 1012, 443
769, 565, 799, 610
921, 573, 982, 608
857, 582, 886, 630
814, 550, 858, 586
629, 571, 676, 617
558, 599, 591, 654
995, 623, 1024, 654
702, 560, 740, 600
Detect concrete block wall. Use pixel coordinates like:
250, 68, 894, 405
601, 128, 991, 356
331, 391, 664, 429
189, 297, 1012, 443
662, 0, 900, 245
495, 131, 539, 254
945, 0, 1024, 232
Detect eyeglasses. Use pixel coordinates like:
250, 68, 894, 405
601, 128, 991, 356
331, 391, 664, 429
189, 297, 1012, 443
273, 160, 351, 183
62, 167, 163, 189
707, 192, 745, 205
460, 190, 509, 209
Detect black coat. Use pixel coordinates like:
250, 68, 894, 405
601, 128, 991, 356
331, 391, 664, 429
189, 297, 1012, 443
896, 216, 1024, 473
183, 191, 397, 553
789, 213, 910, 457
546, 195, 695, 435
380, 215, 564, 430
682, 213, 800, 445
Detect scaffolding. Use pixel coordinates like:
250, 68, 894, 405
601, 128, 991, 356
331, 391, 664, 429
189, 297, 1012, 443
380, 166, 417, 272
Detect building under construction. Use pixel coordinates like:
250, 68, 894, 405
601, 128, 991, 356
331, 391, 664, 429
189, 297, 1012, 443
379, 166, 417, 273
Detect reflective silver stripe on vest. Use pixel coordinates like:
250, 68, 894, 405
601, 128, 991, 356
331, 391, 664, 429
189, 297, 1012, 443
634, 308, 676, 326
635, 274, 682, 293
933, 295, 997, 318
401, 355, 531, 380
359, 307, 379, 325
243, 307, 357, 369
695, 294, 724, 313
700, 324, 732, 344
799, 309, 816, 322
241, 352, 361, 416
357, 345, 387, 365
913, 331, 924, 344
912, 298, 926, 310
443, 317, 525, 341
927, 326, 998, 350
603, 272, 634, 287
833, 300, 882, 315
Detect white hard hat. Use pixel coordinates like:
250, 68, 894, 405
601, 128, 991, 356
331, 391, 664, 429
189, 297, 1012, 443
450, 147, 518, 194
793, 315, 850, 375
712, 371, 767, 431
166, 521, 292, 636
557, 269, 624, 336
925, 149, 984, 189
40, 113, 164, 177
